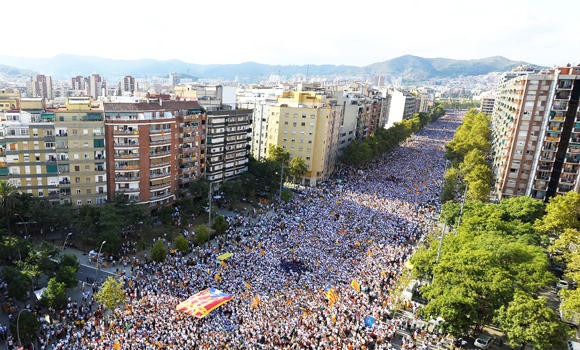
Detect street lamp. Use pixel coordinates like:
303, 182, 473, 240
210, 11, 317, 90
96, 241, 107, 282
17, 308, 33, 347
61, 232, 72, 252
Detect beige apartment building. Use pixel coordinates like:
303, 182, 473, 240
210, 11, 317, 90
53, 97, 107, 206
491, 64, 580, 201
266, 91, 340, 186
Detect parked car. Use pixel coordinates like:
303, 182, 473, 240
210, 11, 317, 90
474, 335, 494, 349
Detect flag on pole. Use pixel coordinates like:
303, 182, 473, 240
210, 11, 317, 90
350, 279, 361, 292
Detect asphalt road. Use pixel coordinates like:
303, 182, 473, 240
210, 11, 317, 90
77, 263, 116, 284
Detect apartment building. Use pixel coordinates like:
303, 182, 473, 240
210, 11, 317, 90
103, 100, 205, 205
491, 64, 580, 201
88, 74, 105, 99
0, 90, 21, 111
266, 91, 341, 186
53, 98, 107, 206
236, 86, 283, 159
332, 93, 358, 152
0, 99, 60, 201
31, 75, 53, 100
120, 76, 136, 95
206, 109, 252, 183
480, 95, 495, 115
175, 84, 223, 111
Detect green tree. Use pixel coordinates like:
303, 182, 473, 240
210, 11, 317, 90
281, 188, 293, 203
221, 180, 243, 202
2, 267, 32, 300
10, 310, 40, 345
536, 191, 580, 235
55, 265, 78, 288
213, 215, 229, 236
0, 181, 18, 234
440, 201, 462, 227
495, 292, 570, 349
267, 145, 290, 165
95, 276, 125, 311
173, 234, 189, 253
193, 224, 210, 246
466, 180, 491, 202
98, 230, 121, 256
464, 164, 493, 186
440, 167, 459, 202
288, 157, 308, 183
157, 206, 175, 226
41, 278, 67, 309
150, 240, 167, 263
60, 253, 80, 271
189, 179, 209, 199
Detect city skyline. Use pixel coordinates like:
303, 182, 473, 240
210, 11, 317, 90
1, 0, 576, 67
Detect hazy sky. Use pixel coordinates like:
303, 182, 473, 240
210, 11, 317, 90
4, 0, 576, 66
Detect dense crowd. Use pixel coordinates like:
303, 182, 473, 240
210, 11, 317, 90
7, 114, 460, 349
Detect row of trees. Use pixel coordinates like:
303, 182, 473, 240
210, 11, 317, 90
341, 106, 445, 167
441, 109, 493, 202
413, 195, 574, 348
436, 100, 480, 110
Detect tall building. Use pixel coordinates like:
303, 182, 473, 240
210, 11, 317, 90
71, 76, 87, 91
88, 74, 105, 99
480, 95, 495, 115
266, 91, 341, 186
236, 86, 283, 159
120, 76, 136, 95
103, 100, 205, 205
169, 73, 180, 87
53, 97, 107, 206
0, 99, 59, 201
175, 84, 223, 111
31, 75, 53, 100
491, 64, 580, 201
332, 92, 358, 152
206, 109, 252, 183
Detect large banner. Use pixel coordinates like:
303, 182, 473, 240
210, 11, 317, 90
175, 288, 234, 318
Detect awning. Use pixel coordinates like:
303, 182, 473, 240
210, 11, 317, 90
217, 253, 232, 261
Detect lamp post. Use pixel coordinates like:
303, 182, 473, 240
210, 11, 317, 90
96, 241, 107, 282
61, 232, 72, 252
16, 308, 32, 347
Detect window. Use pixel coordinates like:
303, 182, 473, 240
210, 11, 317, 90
75, 177, 80, 183
74, 166, 80, 171
76, 200, 82, 205
86, 189, 91, 194
83, 129, 89, 135
87, 199, 92, 205
72, 129, 78, 135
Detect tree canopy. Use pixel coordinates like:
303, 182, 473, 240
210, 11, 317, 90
95, 277, 125, 311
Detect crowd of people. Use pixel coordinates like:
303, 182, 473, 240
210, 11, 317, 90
7, 113, 460, 349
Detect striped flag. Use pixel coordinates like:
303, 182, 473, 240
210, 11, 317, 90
323, 285, 338, 307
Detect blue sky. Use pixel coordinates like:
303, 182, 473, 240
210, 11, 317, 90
2, 0, 575, 67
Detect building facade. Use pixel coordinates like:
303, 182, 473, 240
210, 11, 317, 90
52, 98, 107, 206
236, 86, 283, 160
103, 100, 205, 206
206, 109, 252, 183
0, 102, 60, 201
31, 75, 53, 100
480, 95, 495, 115
491, 64, 580, 201
266, 91, 341, 186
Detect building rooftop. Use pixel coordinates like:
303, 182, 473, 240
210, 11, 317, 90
103, 100, 202, 112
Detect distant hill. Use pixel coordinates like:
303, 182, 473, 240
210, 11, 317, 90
0, 54, 535, 82
0, 64, 36, 78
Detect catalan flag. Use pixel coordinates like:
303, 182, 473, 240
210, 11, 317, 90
251, 295, 260, 308
175, 288, 233, 318
351, 279, 361, 292
323, 285, 338, 307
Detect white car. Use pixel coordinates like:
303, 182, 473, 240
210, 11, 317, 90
474, 335, 494, 349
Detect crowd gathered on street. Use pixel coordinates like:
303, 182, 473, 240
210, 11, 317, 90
4, 113, 461, 349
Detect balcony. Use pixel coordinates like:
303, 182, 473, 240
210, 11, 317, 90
150, 150, 171, 157
113, 130, 139, 135
149, 192, 172, 200
150, 139, 172, 145
115, 176, 140, 181
114, 154, 140, 160
150, 182, 171, 190
150, 161, 170, 168
116, 187, 140, 193
114, 165, 139, 170
114, 142, 139, 147
150, 172, 170, 179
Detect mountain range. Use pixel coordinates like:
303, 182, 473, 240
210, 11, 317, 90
0, 54, 534, 82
